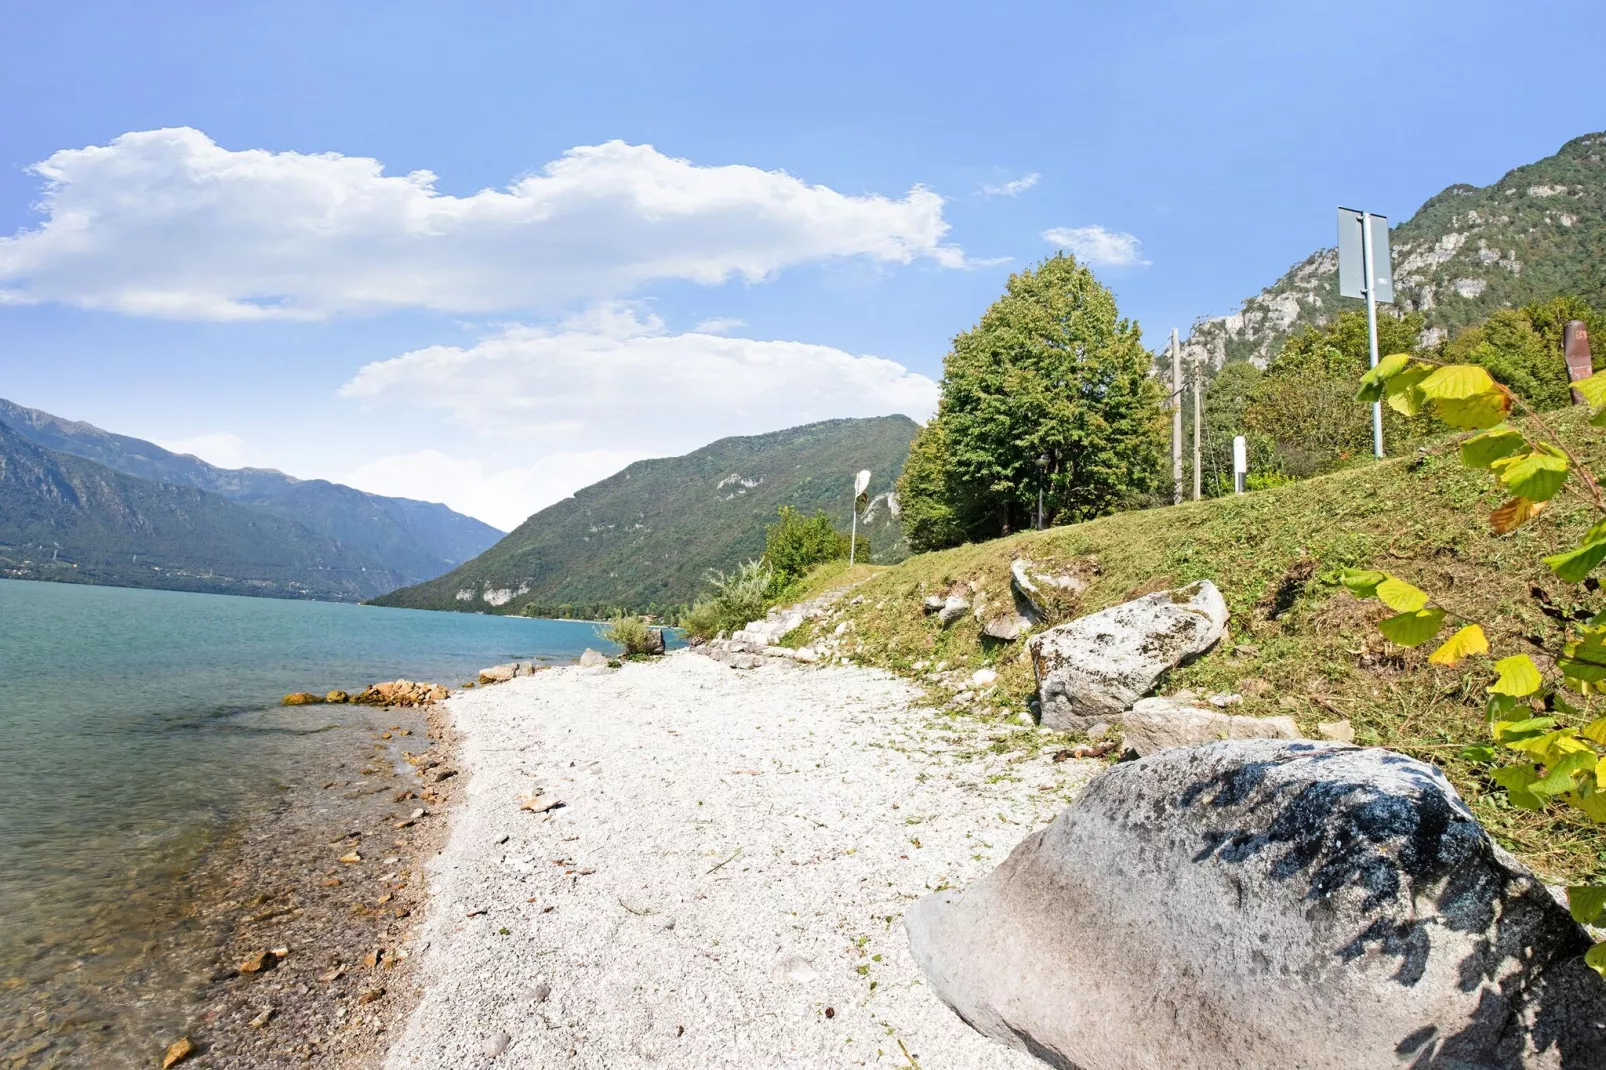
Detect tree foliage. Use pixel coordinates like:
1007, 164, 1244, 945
1244, 309, 1433, 478
898, 254, 1165, 550
1346, 349, 1606, 975
762, 506, 850, 592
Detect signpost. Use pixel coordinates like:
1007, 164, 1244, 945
850, 469, 871, 566
1338, 207, 1394, 458
1233, 436, 1247, 495
1171, 328, 1183, 505
1566, 320, 1595, 404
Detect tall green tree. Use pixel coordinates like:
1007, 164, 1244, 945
898, 254, 1165, 550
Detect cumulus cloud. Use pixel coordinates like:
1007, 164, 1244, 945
155, 431, 250, 469
0, 128, 965, 320
342, 303, 938, 443
980, 173, 1040, 197
1042, 225, 1150, 267
342, 448, 637, 533
692, 317, 746, 335
335, 304, 937, 523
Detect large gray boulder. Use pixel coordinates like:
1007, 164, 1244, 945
906, 740, 1606, 1069
1120, 695, 1301, 756
1028, 580, 1228, 730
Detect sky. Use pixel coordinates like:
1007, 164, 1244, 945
3, 0, 1605, 530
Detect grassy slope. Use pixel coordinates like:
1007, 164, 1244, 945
789, 410, 1606, 886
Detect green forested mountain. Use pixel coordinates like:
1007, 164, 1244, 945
1181, 131, 1606, 368
372, 416, 919, 616
0, 397, 502, 581
0, 422, 406, 600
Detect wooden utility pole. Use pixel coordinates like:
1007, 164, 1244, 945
1171, 329, 1183, 505
1192, 348, 1202, 501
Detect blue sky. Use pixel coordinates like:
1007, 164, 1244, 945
3, 0, 1603, 528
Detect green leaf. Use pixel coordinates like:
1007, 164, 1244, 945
1420, 364, 1496, 400
1583, 717, 1606, 746
1493, 716, 1557, 743
1430, 624, 1489, 666
1496, 451, 1570, 502
1569, 886, 1606, 926
1489, 655, 1543, 697
1487, 693, 1524, 721
1530, 750, 1598, 796
1586, 942, 1606, 979
1574, 372, 1606, 408
1461, 427, 1527, 469
1377, 607, 1446, 647
1356, 353, 1415, 402
1571, 789, 1606, 822
1376, 577, 1430, 612
1491, 764, 1546, 809
1435, 392, 1511, 430
1459, 744, 1498, 764
1560, 628, 1606, 686
1340, 568, 1386, 599
1545, 541, 1606, 583
1384, 366, 1434, 416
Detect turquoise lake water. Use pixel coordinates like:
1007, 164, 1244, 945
0, 578, 626, 1064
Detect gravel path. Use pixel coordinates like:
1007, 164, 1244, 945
383, 650, 1097, 1069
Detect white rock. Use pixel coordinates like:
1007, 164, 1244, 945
1317, 719, 1355, 743
971, 668, 999, 688
1208, 691, 1243, 707
906, 740, 1606, 1069
576, 649, 609, 668
482, 1032, 511, 1057
1120, 697, 1300, 757
938, 595, 970, 627
1027, 581, 1229, 731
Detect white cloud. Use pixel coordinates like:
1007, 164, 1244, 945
692, 317, 746, 335
0, 128, 965, 320
335, 304, 938, 524
980, 173, 1040, 197
155, 431, 249, 469
342, 449, 636, 533
1042, 225, 1150, 268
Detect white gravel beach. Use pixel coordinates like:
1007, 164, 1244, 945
382, 650, 1097, 1069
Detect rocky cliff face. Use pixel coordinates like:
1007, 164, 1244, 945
1180, 132, 1606, 369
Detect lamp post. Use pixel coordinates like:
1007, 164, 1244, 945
1035, 454, 1049, 530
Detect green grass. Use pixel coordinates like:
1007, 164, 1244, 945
791, 409, 1606, 886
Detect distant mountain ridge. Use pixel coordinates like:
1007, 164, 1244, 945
372, 416, 919, 616
0, 397, 502, 587
1180, 131, 1606, 369
0, 421, 403, 599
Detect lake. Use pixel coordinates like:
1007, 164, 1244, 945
0, 578, 624, 1067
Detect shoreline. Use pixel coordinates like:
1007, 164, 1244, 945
378, 650, 1099, 1068
156, 693, 463, 1070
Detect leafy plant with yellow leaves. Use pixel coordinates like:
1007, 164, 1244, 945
1345, 353, 1606, 972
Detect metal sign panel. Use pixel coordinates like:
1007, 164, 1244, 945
854, 469, 871, 497
1337, 208, 1394, 303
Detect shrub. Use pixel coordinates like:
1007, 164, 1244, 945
598, 614, 657, 656
763, 506, 850, 592
681, 560, 775, 640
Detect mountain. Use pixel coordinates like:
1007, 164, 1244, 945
1181, 132, 1606, 369
372, 416, 920, 616
0, 422, 404, 600
0, 398, 502, 582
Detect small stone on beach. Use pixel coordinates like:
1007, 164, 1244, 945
483, 1032, 512, 1057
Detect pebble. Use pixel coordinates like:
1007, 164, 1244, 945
248, 1007, 274, 1028
495, 834, 510, 845
529, 983, 551, 1003
483, 1032, 512, 1057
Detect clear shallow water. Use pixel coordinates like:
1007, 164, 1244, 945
0, 578, 621, 1064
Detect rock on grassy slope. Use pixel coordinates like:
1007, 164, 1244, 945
781, 409, 1606, 889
